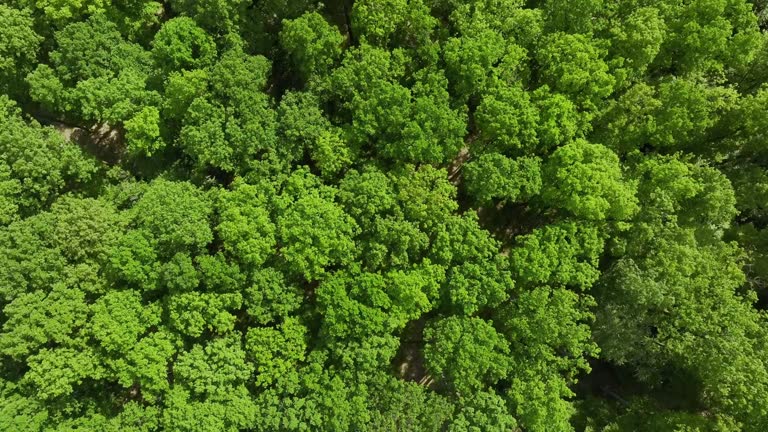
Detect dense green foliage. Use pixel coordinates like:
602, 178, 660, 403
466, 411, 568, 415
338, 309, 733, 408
2, 0, 768, 430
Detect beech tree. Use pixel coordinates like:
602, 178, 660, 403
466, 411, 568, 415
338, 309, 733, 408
0, 6, 42, 98
3, 1, 768, 430
540, 139, 638, 221
0, 96, 97, 219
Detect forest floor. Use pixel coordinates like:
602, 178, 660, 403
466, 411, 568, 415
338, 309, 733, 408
58, 123, 124, 164
36, 111, 125, 165
394, 317, 436, 389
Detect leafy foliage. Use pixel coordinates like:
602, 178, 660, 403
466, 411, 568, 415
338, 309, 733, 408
2, 1, 768, 430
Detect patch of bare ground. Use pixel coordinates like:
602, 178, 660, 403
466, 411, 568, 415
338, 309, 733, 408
60, 123, 125, 165
447, 145, 470, 185
393, 317, 437, 390
37, 113, 126, 165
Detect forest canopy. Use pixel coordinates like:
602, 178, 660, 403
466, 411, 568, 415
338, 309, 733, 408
2, 0, 768, 431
